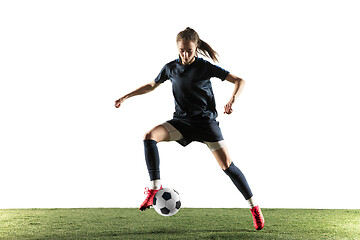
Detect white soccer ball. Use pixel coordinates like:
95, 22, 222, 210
153, 188, 181, 216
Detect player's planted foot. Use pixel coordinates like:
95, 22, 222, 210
250, 205, 265, 230
139, 186, 162, 211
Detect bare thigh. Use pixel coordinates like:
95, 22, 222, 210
211, 146, 232, 170
143, 125, 171, 143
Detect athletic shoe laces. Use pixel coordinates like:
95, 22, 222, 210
143, 187, 158, 200
144, 187, 151, 195
253, 209, 260, 217
252, 207, 263, 224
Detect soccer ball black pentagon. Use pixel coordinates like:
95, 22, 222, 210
153, 188, 181, 216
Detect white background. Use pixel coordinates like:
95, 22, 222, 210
1, 0, 359, 209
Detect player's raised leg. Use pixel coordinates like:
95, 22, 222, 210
207, 141, 265, 230
139, 124, 170, 211
143, 125, 171, 187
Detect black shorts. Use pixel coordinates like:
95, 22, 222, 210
167, 118, 224, 147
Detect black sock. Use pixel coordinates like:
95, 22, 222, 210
224, 162, 253, 200
143, 139, 160, 181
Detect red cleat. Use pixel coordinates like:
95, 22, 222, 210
139, 186, 162, 211
250, 205, 265, 230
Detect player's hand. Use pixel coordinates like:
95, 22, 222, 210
115, 97, 125, 108
224, 97, 235, 114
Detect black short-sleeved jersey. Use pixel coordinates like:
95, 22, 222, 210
155, 57, 229, 123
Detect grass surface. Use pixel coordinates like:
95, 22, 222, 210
0, 208, 359, 239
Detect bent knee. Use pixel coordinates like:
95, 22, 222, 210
143, 125, 171, 142
143, 131, 156, 141
222, 160, 232, 170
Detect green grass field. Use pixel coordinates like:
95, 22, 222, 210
0, 208, 359, 239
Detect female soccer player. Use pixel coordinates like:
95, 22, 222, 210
115, 27, 264, 230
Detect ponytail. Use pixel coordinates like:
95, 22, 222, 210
176, 27, 219, 62
198, 39, 219, 63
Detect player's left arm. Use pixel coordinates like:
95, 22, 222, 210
224, 73, 245, 114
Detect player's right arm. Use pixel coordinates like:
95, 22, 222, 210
115, 80, 160, 108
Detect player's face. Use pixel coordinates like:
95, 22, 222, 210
177, 40, 197, 65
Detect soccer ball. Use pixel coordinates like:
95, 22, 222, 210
153, 188, 181, 216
